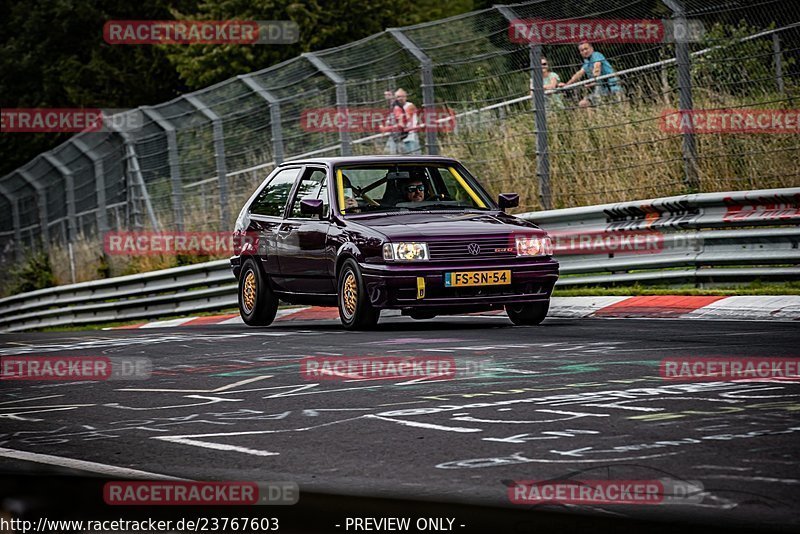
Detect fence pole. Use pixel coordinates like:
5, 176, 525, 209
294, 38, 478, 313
142, 108, 184, 231
496, 5, 551, 208
71, 136, 108, 236
42, 153, 77, 242
108, 124, 161, 232
239, 75, 285, 164
304, 52, 352, 156
17, 169, 49, 245
388, 28, 438, 155
185, 94, 230, 226
663, 0, 699, 191
773, 33, 785, 95
0, 184, 22, 262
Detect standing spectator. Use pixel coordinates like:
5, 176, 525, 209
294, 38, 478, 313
379, 88, 421, 155
530, 56, 564, 110
559, 42, 622, 108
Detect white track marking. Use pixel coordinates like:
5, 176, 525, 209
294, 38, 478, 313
155, 437, 278, 457
0, 395, 64, 405
119, 375, 273, 393
364, 414, 481, 433
0, 447, 184, 480
139, 318, 195, 328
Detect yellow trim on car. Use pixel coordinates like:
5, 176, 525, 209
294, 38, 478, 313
448, 167, 486, 208
336, 169, 346, 214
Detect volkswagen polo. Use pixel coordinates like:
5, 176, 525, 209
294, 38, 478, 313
230, 156, 558, 330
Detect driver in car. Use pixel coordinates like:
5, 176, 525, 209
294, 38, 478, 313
403, 179, 426, 202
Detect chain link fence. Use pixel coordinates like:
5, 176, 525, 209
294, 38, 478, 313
1, 0, 798, 286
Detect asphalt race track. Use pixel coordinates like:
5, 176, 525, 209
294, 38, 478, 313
1, 315, 799, 533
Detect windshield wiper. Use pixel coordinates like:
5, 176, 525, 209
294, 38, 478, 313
344, 205, 408, 214
407, 203, 470, 211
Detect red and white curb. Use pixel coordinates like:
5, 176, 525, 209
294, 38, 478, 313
105, 295, 800, 330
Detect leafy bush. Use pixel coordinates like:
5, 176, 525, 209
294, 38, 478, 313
6, 251, 56, 295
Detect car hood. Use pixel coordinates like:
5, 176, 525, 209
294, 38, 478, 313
346, 211, 543, 239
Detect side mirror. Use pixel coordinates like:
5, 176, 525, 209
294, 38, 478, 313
300, 198, 324, 217
498, 193, 519, 211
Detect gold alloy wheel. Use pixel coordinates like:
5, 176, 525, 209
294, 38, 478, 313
342, 271, 358, 319
242, 270, 257, 313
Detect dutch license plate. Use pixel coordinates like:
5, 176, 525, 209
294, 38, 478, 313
444, 270, 511, 287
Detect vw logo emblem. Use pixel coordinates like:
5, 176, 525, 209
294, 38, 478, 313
467, 243, 481, 255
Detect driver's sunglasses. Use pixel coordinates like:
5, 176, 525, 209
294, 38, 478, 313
405, 184, 426, 193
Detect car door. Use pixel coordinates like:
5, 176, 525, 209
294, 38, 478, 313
274, 166, 335, 294
246, 166, 303, 291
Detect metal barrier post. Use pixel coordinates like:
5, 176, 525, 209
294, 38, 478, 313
184, 94, 230, 226
71, 136, 109, 235
17, 169, 49, 245
142, 107, 184, 230
42, 153, 78, 242
107, 123, 161, 232
304, 52, 352, 156
388, 28, 438, 155
0, 184, 22, 261
773, 33, 785, 94
663, 0, 700, 191
239, 75, 285, 164
496, 5, 551, 208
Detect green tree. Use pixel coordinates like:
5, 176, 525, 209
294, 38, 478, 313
0, 0, 195, 176
162, 0, 475, 89
0, 0, 475, 177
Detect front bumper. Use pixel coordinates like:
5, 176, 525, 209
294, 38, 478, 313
361, 258, 559, 310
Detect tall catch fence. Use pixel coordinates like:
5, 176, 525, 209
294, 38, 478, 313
1, 0, 798, 287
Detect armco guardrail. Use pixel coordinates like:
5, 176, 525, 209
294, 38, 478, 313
0, 187, 797, 332
521, 187, 800, 286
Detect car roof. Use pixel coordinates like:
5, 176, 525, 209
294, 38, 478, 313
277, 155, 461, 167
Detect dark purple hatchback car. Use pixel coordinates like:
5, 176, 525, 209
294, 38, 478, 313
230, 156, 558, 330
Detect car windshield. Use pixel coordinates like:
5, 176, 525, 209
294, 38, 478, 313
335, 164, 494, 214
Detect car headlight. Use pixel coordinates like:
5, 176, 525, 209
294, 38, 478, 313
516, 235, 553, 256
383, 242, 429, 261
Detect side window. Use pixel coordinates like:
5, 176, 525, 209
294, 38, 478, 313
250, 168, 301, 216
288, 169, 327, 219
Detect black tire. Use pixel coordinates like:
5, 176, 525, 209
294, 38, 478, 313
506, 301, 549, 326
238, 258, 279, 326
409, 311, 437, 320
337, 258, 380, 330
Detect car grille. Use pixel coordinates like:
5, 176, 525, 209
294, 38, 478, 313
427, 237, 516, 261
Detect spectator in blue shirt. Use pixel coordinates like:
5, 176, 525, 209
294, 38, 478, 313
559, 42, 622, 108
